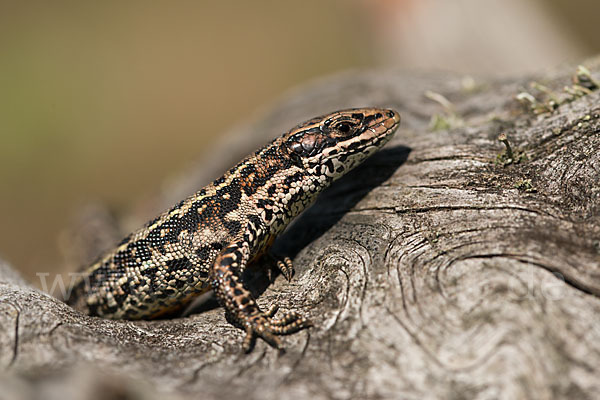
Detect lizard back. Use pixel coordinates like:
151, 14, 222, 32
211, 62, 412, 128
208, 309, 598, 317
66, 107, 400, 351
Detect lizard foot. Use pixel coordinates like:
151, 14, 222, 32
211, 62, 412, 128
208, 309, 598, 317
265, 255, 294, 282
241, 305, 312, 353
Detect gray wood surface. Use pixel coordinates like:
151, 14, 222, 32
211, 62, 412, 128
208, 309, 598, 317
2, 58, 600, 400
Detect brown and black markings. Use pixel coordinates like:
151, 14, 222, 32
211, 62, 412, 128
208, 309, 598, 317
67, 107, 400, 352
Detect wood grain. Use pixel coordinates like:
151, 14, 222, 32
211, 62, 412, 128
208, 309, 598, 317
2, 58, 600, 400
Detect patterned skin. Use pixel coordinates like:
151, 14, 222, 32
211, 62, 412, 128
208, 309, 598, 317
67, 108, 400, 352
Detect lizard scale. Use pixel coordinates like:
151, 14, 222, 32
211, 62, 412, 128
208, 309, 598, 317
67, 107, 401, 352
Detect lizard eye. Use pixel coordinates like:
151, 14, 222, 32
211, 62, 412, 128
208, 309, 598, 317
326, 117, 361, 137
337, 122, 352, 133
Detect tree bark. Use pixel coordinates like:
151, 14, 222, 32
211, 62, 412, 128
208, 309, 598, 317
2, 58, 600, 400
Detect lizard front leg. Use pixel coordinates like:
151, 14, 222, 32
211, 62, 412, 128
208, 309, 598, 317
210, 241, 311, 352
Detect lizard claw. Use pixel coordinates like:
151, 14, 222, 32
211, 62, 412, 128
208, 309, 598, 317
276, 257, 294, 282
241, 309, 312, 353
265, 255, 295, 283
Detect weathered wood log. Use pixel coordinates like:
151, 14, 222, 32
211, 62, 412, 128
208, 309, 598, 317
2, 58, 600, 400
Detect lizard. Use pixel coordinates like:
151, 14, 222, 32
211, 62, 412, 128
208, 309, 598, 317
66, 107, 401, 352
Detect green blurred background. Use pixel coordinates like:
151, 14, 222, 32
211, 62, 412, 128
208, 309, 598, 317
1, 0, 598, 283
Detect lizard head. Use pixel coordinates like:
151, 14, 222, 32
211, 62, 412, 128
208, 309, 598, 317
282, 108, 400, 180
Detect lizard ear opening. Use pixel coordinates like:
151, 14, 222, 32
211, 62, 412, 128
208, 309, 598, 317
284, 133, 321, 166
285, 141, 305, 167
